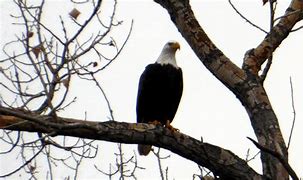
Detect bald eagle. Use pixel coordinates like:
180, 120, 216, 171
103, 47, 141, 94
136, 41, 183, 156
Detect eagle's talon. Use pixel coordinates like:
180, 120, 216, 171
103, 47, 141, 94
149, 120, 162, 126
165, 120, 179, 132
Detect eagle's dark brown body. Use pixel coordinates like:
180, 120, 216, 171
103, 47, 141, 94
136, 63, 183, 155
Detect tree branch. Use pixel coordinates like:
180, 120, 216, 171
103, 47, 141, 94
153, 0, 296, 178
243, 0, 303, 74
287, 77, 296, 150
0, 106, 261, 180
228, 0, 268, 34
248, 137, 299, 180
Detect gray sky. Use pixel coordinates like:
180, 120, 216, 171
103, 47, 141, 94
1, 0, 302, 179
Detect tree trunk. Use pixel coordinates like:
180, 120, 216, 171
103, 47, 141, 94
153, 0, 303, 178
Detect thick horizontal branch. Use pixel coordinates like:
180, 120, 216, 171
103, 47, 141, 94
0, 106, 261, 179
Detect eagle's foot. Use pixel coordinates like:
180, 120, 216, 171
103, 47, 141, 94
165, 120, 179, 132
149, 120, 162, 126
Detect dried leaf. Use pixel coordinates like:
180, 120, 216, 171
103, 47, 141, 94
109, 41, 115, 47
32, 46, 41, 58
27, 31, 34, 38
93, 62, 98, 67
69, 8, 81, 19
29, 165, 36, 173
62, 78, 69, 88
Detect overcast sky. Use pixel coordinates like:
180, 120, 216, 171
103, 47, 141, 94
1, 0, 302, 179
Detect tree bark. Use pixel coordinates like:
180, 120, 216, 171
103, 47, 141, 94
0, 106, 261, 179
1, 0, 302, 179
153, 0, 303, 179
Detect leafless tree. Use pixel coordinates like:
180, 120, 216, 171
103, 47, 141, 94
0, 0, 137, 179
1, 0, 303, 179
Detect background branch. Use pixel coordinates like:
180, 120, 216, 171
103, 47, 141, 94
287, 77, 296, 149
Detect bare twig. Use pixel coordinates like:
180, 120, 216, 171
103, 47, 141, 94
287, 77, 296, 149
245, 148, 260, 163
260, 0, 276, 83
0, 131, 21, 154
290, 25, 303, 32
117, 143, 125, 180
228, 0, 268, 34
152, 148, 170, 180
0, 145, 45, 178
247, 137, 298, 180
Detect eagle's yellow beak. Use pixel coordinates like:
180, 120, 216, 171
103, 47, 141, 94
172, 42, 180, 50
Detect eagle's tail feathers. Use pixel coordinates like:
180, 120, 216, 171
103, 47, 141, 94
138, 144, 152, 156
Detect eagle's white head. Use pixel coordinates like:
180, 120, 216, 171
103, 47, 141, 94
156, 41, 180, 68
